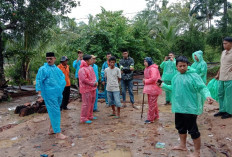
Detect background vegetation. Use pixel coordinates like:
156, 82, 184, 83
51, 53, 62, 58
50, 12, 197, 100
1, 0, 232, 86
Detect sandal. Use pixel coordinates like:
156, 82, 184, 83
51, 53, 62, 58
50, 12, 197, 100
108, 114, 116, 117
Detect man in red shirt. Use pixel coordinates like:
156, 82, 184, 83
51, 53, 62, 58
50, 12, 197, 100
58, 56, 71, 110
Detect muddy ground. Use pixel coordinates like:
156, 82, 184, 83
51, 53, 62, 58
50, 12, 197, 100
0, 90, 232, 157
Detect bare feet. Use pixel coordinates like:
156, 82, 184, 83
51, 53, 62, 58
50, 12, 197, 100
48, 129, 55, 135
56, 133, 67, 140
122, 104, 127, 108
187, 152, 200, 157
132, 105, 138, 110
172, 145, 187, 151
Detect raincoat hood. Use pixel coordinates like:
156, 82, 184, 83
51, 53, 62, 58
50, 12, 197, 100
80, 60, 89, 68
192, 50, 204, 62
191, 50, 207, 83
150, 64, 159, 69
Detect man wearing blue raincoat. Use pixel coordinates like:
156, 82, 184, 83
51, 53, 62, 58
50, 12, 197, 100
191, 50, 207, 84
73, 50, 84, 100
91, 55, 99, 112
101, 52, 117, 106
36, 52, 67, 140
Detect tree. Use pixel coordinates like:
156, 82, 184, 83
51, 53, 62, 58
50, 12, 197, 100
0, 0, 76, 86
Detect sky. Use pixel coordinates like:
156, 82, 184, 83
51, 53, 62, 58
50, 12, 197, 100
67, 0, 232, 23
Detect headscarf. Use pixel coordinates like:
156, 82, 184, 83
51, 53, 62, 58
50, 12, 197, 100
144, 57, 154, 67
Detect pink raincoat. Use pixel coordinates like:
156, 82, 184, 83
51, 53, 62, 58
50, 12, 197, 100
143, 64, 162, 95
78, 60, 97, 122
78, 60, 97, 94
143, 64, 162, 121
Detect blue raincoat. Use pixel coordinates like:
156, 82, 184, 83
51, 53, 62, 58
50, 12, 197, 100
36, 63, 66, 133
92, 64, 99, 111
73, 60, 81, 78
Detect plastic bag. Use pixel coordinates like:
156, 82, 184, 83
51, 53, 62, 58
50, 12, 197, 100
207, 78, 219, 101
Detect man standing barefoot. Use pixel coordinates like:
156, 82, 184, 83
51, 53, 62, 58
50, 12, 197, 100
36, 52, 67, 139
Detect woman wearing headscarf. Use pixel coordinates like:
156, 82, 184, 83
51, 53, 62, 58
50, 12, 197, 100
143, 57, 162, 123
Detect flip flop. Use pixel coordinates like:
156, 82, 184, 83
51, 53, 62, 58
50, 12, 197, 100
92, 117, 98, 120
108, 114, 116, 117
85, 120, 92, 124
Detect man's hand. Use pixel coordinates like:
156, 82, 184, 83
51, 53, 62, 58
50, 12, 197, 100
130, 67, 134, 71
94, 82, 98, 87
170, 57, 173, 61
164, 56, 168, 61
229, 67, 232, 72
37, 96, 44, 103
102, 81, 105, 86
207, 97, 215, 104
143, 79, 145, 84
215, 74, 219, 80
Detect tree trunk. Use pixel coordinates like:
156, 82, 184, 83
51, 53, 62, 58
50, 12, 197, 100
223, 0, 228, 35
0, 27, 6, 87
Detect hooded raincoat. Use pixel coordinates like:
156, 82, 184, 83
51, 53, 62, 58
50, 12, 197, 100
191, 50, 207, 83
143, 63, 162, 121
162, 70, 211, 115
78, 61, 97, 122
36, 63, 66, 133
160, 59, 177, 102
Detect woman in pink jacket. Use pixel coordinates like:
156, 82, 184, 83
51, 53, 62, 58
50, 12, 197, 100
78, 55, 98, 124
143, 57, 162, 123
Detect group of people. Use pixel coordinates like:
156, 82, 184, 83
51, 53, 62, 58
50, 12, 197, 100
35, 37, 232, 157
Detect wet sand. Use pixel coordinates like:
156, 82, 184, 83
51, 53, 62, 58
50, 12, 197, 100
0, 90, 231, 157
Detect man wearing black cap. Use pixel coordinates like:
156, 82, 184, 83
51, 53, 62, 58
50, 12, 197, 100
36, 52, 67, 139
58, 56, 71, 110
214, 37, 232, 119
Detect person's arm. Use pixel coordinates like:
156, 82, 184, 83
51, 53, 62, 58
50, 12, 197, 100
36, 68, 47, 102
161, 82, 172, 91
101, 62, 106, 83
144, 68, 158, 85
96, 65, 99, 82
117, 68, 121, 82
73, 60, 77, 69
160, 61, 165, 69
199, 63, 207, 78
130, 58, 135, 71
215, 68, 220, 80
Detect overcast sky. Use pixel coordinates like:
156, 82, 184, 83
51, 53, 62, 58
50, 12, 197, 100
67, 0, 232, 23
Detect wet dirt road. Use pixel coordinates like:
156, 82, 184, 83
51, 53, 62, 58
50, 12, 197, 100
0, 90, 231, 157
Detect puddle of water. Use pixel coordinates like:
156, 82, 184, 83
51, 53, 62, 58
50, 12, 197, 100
0, 137, 20, 149
8, 107, 16, 111
94, 148, 132, 157
10, 136, 18, 141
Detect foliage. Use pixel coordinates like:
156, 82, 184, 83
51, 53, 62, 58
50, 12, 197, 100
2, 0, 232, 86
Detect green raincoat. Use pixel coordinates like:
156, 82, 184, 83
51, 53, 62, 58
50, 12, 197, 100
160, 59, 177, 81
162, 69, 211, 115
160, 59, 177, 102
191, 50, 207, 83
